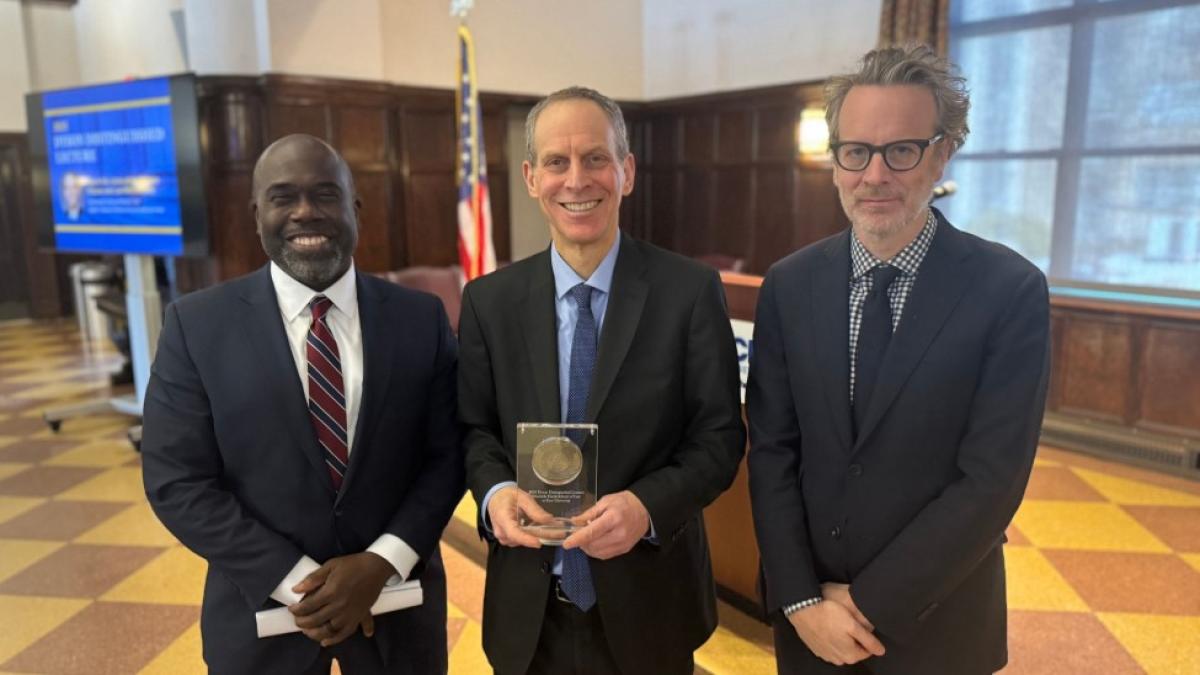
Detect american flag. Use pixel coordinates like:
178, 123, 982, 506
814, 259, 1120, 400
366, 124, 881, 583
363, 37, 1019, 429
456, 24, 496, 281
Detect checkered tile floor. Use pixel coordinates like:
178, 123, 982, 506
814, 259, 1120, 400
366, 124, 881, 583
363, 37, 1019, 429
0, 319, 1197, 674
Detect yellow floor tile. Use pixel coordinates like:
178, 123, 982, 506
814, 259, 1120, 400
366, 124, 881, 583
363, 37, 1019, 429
1013, 501, 1171, 553
1071, 468, 1200, 507
447, 599, 468, 619
44, 440, 138, 468
448, 619, 490, 673
0, 436, 15, 449
55, 466, 145, 502
139, 621, 204, 674
3, 368, 97, 385
103, 546, 206, 605
1180, 553, 1200, 575
453, 492, 478, 528
1097, 613, 1200, 675
76, 503, 177, 547
0, 539, 65, 584
1004, 547, 1090, 611
695, 625, 777, 674
0, 463, 31, 481
0, 594, 92, 664
1032, 457, 1062, 468
0, 496, 44, 525
12, 380, 109, 401
0, 356, 75, 372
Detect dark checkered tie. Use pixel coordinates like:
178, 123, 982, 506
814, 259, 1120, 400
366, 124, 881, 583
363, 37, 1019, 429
306, 296, 349, 490
853, 265, 901, 436
561, 283, 597, 611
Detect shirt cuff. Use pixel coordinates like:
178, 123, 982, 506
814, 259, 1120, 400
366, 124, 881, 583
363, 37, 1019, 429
270, 555, 321, 605
367, 533, 419, 585
480, 480, 518, 533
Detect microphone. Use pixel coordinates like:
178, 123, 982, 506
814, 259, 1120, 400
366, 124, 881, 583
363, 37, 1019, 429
931, 180, 957, 201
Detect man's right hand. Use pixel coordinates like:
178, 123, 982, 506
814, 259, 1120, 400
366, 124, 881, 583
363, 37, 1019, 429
486, 486, 553, 548
787, 600, 886, 666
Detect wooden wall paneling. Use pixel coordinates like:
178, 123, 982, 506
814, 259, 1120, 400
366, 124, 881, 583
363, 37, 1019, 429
1047, 311, 1067, 411
679, 168, 715, 256
488, 169, 511, 263
682, 113, 716, 164
712, 167, 754, 259
1057, 311, 1134, 424
336, 105, 390, 166
648, 115, 679, 166
351, 170, 394, 273
642, 170, 679, 252
794, 168, 846, 249
749, 166, 797, 273
716, 108, 753, 164
1135, 319, 1200, 437
756, 104, 799, 162
267, 102, 332, 143
405, 172, 460, 267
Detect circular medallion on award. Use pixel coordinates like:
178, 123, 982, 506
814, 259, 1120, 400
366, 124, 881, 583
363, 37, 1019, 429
530, 436, 584, 486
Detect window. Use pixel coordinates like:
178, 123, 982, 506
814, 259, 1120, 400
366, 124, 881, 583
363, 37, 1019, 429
944, 0, 1200, 297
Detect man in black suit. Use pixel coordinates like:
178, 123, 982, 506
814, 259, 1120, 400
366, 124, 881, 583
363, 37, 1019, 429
458, 87, 745, 675
142, 134, 462, 674
748, 45, 1051, 674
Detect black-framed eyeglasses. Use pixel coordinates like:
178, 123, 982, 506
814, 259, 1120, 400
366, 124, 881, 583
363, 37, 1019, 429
830, 133, 944, 172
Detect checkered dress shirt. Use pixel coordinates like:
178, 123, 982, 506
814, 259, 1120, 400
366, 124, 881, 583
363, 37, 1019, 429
848, 209, 937, 404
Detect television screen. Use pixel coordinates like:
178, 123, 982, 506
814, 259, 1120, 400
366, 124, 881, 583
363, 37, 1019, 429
25, 74, 209, 257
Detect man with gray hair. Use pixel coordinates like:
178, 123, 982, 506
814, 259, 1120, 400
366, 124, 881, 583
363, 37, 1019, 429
748, 45, 1050, 673
459, 86, 745, 674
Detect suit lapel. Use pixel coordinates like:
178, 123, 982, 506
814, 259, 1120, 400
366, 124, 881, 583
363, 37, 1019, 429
237, 266, 332, 491
853, 218, 976, 451
588, 233, 648, 421
812, 231, 854, 453
520, 250, 563, 423
337, 273, 393, 502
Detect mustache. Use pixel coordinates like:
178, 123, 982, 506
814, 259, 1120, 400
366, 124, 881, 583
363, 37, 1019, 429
853, 189, 900, 200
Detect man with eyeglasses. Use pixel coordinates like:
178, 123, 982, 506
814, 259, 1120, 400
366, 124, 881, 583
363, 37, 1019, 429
747, 45, 1051, 674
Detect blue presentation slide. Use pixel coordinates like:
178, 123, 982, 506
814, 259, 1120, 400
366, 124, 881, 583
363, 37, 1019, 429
42, 77, 183, 255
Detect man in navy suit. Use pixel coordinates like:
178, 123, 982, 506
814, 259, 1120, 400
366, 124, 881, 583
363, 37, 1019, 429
142, 134, 462, 674
748, 45, 1051, 674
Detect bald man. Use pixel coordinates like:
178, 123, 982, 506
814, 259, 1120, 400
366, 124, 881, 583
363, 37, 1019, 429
142, 134, 463, 674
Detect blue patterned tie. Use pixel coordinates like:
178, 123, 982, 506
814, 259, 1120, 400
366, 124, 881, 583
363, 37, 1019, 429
561, 283, 597, 611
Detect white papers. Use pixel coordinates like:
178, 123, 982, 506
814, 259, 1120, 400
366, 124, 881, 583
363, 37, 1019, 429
255, 579, 423, 638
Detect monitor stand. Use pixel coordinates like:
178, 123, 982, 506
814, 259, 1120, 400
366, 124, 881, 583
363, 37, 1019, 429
42, 254, 161, 449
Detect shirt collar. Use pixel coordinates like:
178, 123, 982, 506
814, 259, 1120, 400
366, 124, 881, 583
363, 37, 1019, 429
550, 235, 621, 301
270, 260, 358, 322
850, 209, 938, 281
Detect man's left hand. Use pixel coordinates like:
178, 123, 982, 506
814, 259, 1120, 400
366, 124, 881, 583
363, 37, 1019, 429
562, 491, 651, 559
821, 582, 874, 632
289, 552, 396, 646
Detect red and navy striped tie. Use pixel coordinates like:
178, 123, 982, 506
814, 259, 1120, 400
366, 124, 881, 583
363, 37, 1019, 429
306, 296, 349, 489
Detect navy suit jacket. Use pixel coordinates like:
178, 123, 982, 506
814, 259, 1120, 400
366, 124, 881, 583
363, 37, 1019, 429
459, 234, 746, 675
142, 265, 463, 674
748, 211, 1050, 673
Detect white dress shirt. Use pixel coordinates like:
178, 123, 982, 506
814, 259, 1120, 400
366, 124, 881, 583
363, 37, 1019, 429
267, 261, 417, 605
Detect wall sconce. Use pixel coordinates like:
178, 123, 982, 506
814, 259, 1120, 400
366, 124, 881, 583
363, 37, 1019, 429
797, 106, 830, 163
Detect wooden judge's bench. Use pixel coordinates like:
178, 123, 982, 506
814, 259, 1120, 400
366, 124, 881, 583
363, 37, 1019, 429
703, 272, 1200, 615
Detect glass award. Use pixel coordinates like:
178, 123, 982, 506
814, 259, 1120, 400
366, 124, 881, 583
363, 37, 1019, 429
516, 422, 598, 545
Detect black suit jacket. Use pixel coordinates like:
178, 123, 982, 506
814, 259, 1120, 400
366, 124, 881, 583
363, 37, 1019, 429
459, 233, 746, 674
747, 212, 1050, 673
142, 265, 463, 675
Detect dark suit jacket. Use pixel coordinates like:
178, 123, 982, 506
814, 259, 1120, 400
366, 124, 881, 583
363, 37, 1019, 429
141, 265, 463, 675
747, 211, 1050, 674
459, 233, 746, 674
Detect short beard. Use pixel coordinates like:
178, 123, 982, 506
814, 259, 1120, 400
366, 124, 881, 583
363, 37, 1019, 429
843, 191, 930, 244
264, 239, 351, 291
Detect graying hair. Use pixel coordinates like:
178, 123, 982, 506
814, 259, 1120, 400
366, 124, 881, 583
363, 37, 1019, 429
524, 86, 630, 164
825, 44, 970, 154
